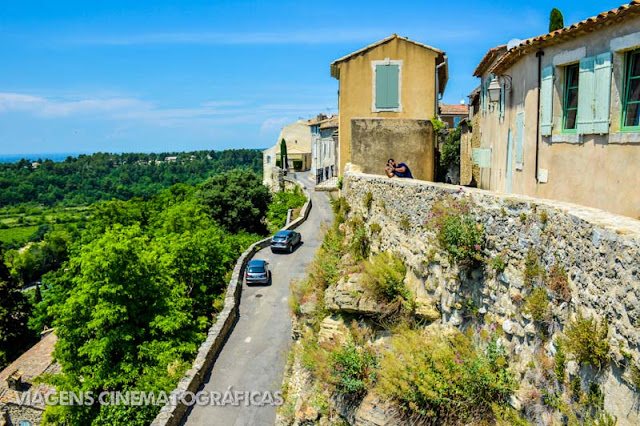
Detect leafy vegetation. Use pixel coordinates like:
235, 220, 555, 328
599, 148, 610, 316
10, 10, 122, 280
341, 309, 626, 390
361, 252, 408, 302
549, 8, 564, 32
524, 287, 551, 324
523, 248, 543, 287
547, 263, 571, 302
428, 197, 485, 266
266, 186, 306, 233
0, 150, 262, 208
378, 327, 515, 424
564, 311, 610, 369
329, 342, 378, 395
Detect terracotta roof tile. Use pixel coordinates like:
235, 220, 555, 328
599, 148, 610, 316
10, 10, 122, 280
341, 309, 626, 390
473, 44, 507, 77
439, 103, 469, 116
491, 1, 640, 74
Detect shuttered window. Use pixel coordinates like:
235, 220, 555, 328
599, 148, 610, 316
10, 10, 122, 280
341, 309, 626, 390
472, 148, 492, 167
540, 66, 554, 136
622, 49, 640, 130
375, 65, 399, 110
577, 52, 613, 134
562, 64, 579, 132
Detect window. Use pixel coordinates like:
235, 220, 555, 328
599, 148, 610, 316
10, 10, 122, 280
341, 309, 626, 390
623, 49, 640, 130
563, 64, 579, 132
372, 60, 401, 111
453, 117, 461, 127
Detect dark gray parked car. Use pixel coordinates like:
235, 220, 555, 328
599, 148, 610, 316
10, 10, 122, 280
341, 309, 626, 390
245, 259, 271, 285
270, 230, 302, 253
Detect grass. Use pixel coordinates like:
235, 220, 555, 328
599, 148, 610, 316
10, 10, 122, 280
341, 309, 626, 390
0, 225, 40, 244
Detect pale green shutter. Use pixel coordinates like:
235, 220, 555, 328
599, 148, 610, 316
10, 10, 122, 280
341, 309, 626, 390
593, 52, 613, 134
481, 79, 487, 114
499, 82, 505, 119
375, 65, 388, 109
577, 56, 595, 134
540, 66, 554, 136
386, 65, 399, 108
375, 65, 399, 109
515, 112, 524, 166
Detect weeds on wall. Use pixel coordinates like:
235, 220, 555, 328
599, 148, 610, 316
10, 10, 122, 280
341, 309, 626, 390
427, 196, 485, 268
547, 263, 571, 302
564, 311, 610, 369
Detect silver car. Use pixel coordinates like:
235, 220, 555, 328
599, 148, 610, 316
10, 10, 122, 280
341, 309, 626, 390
245, 259, 271, 285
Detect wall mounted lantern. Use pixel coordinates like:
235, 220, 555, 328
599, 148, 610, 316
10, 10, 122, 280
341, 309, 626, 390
487, 75, 512, 103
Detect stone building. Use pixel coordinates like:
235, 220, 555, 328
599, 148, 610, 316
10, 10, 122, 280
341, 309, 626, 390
469, 1, 640, 218
439, 102, 469, 128
0, 330, 59, 426
330, 34, 448, 181
310, 115, 339, 184
262, 119, 313, 190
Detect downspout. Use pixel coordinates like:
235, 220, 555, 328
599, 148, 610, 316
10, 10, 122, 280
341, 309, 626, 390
535, 50, 544, 183
435, 55, 448, 116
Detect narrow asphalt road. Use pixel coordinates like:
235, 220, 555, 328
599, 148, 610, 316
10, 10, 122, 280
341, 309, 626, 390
183, 174, 333, 426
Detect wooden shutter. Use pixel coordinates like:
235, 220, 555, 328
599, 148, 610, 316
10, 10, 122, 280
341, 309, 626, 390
540, 66, 554, 136
515, 112, 525, 167
499, 82, 505, 119
593, 52, 613, 134
577, 56, 595, 134
481, 79, 487, 114
375, 65, 399, 109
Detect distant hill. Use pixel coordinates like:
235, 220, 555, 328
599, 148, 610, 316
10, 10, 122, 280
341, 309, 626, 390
0, 149, 263, 207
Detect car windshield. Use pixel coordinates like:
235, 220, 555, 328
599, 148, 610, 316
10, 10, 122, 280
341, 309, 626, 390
248, 266, 265, 273
274, 234, 288, 240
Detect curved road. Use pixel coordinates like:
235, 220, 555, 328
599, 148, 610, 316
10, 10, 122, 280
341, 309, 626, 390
183, 175, 332, 426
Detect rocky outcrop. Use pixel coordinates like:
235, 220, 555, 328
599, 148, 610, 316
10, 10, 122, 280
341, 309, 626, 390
324, 274, 380, 315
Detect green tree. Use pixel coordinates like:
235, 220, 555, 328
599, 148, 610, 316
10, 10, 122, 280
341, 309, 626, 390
549, 8, 564, 32
199, 169, 271, 235
0, 248, 35, 368
280, 138, 288, 170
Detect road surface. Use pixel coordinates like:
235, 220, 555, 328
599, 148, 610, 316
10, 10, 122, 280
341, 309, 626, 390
183, 174, 332, 426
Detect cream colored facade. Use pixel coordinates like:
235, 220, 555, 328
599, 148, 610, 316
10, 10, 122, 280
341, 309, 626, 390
331, 35, 447, 176
474, 11, 640, 218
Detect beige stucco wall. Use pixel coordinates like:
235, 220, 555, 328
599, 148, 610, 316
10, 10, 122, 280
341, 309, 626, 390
276, 121, 312, 153
350, 118, 435, 180
476, 16, 640, 218
335, 38, 441, 175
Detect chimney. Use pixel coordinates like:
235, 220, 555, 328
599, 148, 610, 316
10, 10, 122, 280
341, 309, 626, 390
7, 370, 23, 391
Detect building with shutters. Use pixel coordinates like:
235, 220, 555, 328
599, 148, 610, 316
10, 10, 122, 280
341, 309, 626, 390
330, 34, 448, 180
470, 1, 640, 218
310, 115, 339, 184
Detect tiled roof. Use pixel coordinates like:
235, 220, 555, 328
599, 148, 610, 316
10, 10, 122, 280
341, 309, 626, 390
439, 103, 469, 116
492, 1, 640, 74
319, 116, 338, 129
330, 34, 445, 79
473, 44, 507, 77
0, 332, 59, 407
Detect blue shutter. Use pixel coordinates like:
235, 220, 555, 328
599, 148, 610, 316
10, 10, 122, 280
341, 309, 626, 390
593, 52, 613, 134
500, 82, 505, 119
375, 65, 399, 109
515, 112, 524, 167
577, 56, 595, 134
375, 65, 388, 109
540, 66, 554, 136
481, 79, 487, 115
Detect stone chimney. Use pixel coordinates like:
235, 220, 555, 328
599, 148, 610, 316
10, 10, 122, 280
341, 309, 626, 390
7, 370, 22, 391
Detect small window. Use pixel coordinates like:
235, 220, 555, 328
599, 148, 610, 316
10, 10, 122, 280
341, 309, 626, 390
373, 61, 401, 111
19, 421, 33, 426
622, 49, 640, 130
563, 63, 579, 132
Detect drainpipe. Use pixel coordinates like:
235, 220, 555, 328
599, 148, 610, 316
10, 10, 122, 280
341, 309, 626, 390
535, 50, 544, 183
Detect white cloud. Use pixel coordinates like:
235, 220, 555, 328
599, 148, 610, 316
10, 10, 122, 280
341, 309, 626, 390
260, 117, 290, 134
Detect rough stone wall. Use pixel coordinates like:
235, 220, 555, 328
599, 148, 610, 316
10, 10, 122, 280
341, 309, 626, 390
343, 170, 640, 424
350, 118, 434, 181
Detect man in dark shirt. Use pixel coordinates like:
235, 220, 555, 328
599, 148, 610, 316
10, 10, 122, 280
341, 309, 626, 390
385, 158, 413, 179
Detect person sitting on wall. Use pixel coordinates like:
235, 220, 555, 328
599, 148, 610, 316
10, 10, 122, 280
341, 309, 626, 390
384, 159, 413, 179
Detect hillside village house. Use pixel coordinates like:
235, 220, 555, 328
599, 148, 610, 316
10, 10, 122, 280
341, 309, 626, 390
262, 120, 312, 190
330, 34, 448, 181
439, 103, 469, 128
310, 115, 339, 184
468, 1, 640, 218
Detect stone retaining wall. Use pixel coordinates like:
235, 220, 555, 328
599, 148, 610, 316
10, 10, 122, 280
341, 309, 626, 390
342, 169, 640, 424
151, 183, 312, 426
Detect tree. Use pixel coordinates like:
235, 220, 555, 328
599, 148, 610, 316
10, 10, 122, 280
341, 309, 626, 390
280, 138, 288, 171
199, 169, 271, 235
0, 248, 35, 368
549, 8, 564, 32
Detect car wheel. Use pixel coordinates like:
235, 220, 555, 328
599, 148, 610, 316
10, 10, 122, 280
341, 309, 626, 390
289, 245, 293, 253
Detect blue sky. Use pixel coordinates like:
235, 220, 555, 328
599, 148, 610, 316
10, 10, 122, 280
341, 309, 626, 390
0, 0, 625, 155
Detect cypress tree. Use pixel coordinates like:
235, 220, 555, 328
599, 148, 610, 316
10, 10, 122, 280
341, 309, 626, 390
549, 8, 564, 32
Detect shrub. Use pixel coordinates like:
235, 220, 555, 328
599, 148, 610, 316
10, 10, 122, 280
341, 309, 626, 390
487, 254, 506, 273
348, 218, 369, 261
429, 197, 484, 267
361, 252, 408, 302
523, 248, 543, 287
524, 287, 550, 324
399, 214, 411, 231
369, 223, 382, 234
329, 342, 378, 395
377, 327, 514, 424
540, 210, 549, 225
547, 263, 570, 302
331, 196, 350, 225
564, 311, 609, 369
364, 192, 373, 210
555, 339, 566, 381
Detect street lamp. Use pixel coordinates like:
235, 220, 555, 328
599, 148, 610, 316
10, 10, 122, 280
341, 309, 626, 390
487, 75, 512, 103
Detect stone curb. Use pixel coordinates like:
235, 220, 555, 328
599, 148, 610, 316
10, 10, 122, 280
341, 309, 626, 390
150, 181, 312, 426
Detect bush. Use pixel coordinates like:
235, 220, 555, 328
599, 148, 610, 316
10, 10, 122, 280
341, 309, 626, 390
291, 159, 303, 170
524, 287, 550, 324
364, 191, 373, 210
524, 248, 543, 287
377, 327, 514, 424
429, 198, 484, 266
361, 252, 408, 302
330, 342, 378, 395
266, 187, 307, 233
487, 254, 506, 273
565, 311, 609, 369
547, 263, 570, 302
348, 218, 369, 261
